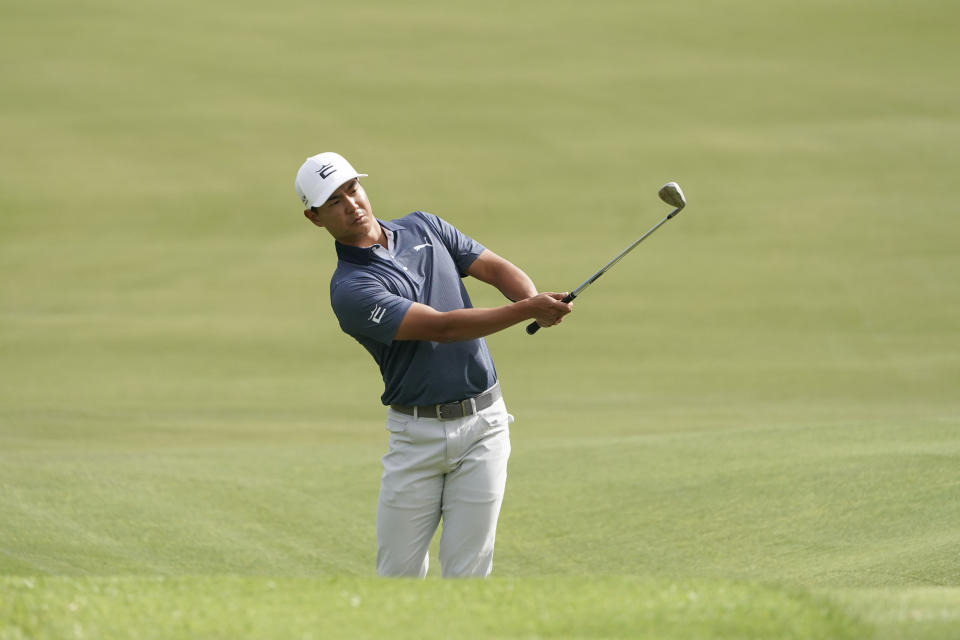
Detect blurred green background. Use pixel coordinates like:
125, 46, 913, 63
2, 0, 958, 637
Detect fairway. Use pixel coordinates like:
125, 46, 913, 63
2, 0, 958, 638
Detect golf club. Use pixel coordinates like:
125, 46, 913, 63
525, 181, 687, 335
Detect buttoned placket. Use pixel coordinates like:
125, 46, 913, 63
372, 229, 424, 290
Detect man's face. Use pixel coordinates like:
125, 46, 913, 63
305, 178, 376, 243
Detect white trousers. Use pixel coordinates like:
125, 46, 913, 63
376, 396, 512, 578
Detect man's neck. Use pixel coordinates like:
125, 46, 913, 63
337, 222, 387, 249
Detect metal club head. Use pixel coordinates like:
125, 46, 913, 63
658, 182, 686, 210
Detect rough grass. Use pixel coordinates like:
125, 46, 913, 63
0, 576, 868, 640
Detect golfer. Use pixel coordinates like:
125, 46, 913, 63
295, 152, 572, 578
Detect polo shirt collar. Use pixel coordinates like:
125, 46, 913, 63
334, 219, 405, 265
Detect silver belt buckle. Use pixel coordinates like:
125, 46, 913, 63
437, 402, 460, 420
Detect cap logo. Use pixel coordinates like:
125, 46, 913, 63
315, 163, 337, 180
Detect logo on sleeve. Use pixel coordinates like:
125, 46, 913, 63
368, 305, 386, 324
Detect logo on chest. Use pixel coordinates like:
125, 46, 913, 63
413, 236, 433, 252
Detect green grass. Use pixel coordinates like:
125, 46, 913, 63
829, 588, 960, 640
1, 576, 868, 640
2, 0, 959, 637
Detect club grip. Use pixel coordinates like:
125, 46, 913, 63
525, 292, 576, 335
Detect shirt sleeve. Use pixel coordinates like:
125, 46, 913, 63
331, 276, 414, 346
418, 212, 486, 276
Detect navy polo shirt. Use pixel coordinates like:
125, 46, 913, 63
329, 211, 498, 406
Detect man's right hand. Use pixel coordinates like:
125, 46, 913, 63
527, 292, 574, 328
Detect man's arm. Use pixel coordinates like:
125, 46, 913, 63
466, 250, 537, 302
393, 294, 572, 343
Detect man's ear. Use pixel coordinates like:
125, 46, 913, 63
304, 208, 324, 227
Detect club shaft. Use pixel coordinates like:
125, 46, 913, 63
570, 207, 679, 297
525, 202, 683, 335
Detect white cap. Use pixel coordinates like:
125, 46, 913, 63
295, 152, 368, 208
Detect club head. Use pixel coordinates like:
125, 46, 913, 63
658, 182, 686, 210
